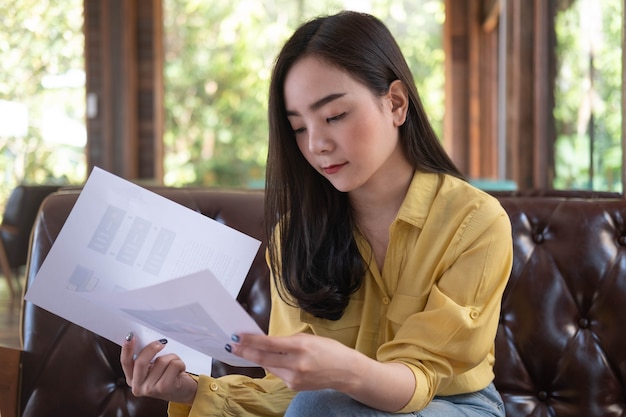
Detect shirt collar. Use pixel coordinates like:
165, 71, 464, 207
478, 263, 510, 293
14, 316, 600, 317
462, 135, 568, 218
395, 171, 443, 229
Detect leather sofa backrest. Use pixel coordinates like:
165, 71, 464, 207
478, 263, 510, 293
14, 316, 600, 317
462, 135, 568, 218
494, 196, 626, 417
19, 189, 626, 417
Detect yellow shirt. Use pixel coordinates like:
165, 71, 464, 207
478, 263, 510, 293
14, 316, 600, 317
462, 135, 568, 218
169, 171, 513, 416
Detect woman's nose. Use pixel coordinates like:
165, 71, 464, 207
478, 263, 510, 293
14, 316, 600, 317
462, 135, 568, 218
307, 126, 332, 154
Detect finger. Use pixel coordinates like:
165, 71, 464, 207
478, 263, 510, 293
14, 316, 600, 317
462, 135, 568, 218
229, 336, 292, 368
234, 333, 294, 354
136, 353, 186, 396
144, 353, 185, 380
120, 332, 136, 383
240, 348, 291, 369
131, 339, 169, 387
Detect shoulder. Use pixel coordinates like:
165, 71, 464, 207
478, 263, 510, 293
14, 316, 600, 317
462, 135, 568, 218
437, 174, 506, 217
400, 172, 510, 237
439, 176, 513, 250
402, 172, 506, 221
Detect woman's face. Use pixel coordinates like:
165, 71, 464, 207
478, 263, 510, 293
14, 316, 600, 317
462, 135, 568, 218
284, 56, 410, 194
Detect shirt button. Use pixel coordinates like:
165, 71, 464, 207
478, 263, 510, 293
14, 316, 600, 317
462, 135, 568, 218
210, 382, 219, 391
382, 296, 390, 304
470, 310, 479, 319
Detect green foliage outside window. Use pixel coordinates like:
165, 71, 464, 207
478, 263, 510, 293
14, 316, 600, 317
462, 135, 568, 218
554, 0, 623, 192
162, 0, 445, 188
0, 0, 85, 208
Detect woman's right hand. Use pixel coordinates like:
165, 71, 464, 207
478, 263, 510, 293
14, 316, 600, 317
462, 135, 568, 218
121, 333, 198, 405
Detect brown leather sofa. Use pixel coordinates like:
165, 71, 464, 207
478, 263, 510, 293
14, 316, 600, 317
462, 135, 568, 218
0, 185, 60, 304
1, 187, 625, 417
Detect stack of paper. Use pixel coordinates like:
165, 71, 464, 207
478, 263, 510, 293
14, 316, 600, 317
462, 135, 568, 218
25, 167, 264, 375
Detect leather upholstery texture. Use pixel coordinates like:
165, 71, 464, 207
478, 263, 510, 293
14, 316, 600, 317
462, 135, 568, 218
494, 196, 626, 417
1, 185, 60, 269
12, 188, 626, 417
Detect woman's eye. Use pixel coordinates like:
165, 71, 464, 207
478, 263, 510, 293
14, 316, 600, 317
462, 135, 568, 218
293, 127, 306, 135
327, 112, 346, 123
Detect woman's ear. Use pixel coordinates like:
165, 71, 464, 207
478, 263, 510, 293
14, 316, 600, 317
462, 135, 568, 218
387, 80, 409, 127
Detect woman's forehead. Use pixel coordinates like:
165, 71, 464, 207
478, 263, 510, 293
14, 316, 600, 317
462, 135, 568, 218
283, 57, 366, 110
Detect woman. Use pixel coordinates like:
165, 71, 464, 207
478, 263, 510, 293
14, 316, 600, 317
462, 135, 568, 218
121, 10, 512, 417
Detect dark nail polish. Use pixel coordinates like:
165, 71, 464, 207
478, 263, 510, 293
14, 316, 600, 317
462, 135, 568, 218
225, 344, 232, 353
125, 332, 134, 342
231, 334, 240, 343
159, 338, 168, 345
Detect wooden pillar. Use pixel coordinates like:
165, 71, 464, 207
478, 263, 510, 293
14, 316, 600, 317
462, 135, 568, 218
444, 0, 500, 180
467, 0, 483, 179
533, 0, 556, 189
444, 0, 471, 175
476, 0, 500, 179
506, 0, 533, 188
84, 0, 163, 182
445, 0, 559, 189
504, 0, 557, 189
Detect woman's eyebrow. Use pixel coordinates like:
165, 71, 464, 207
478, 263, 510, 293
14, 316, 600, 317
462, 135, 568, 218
286, 92, 346, 116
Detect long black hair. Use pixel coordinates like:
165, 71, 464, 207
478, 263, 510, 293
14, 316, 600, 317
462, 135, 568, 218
265, 11, 462, 320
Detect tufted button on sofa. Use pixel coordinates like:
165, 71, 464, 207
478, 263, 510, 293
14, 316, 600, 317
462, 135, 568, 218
0, 188, 625, 417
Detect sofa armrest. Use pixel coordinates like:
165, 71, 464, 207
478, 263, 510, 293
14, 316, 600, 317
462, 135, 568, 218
0, 224, 19, 236
0, 346, 21, 417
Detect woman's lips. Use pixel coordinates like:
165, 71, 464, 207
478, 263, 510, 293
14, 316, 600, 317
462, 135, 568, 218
322, 162, 347, 175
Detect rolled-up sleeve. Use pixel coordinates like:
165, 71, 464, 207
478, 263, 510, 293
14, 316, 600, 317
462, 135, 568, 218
168, 373, 294, 417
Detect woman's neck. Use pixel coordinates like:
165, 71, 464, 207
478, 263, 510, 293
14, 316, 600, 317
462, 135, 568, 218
349, 162, 414, 224
349, 161, 413, 271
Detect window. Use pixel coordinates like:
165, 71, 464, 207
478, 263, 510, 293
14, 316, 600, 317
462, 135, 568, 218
0, 0, 85, 206
162, 0, 445, 187
553, 0, 623, 192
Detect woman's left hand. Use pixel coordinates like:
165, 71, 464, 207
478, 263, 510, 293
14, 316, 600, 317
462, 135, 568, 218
227, 333, 363, 392
228, 332, 415, 412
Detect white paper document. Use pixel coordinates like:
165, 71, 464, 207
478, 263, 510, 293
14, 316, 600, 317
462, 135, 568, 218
25, 167, 264, 375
